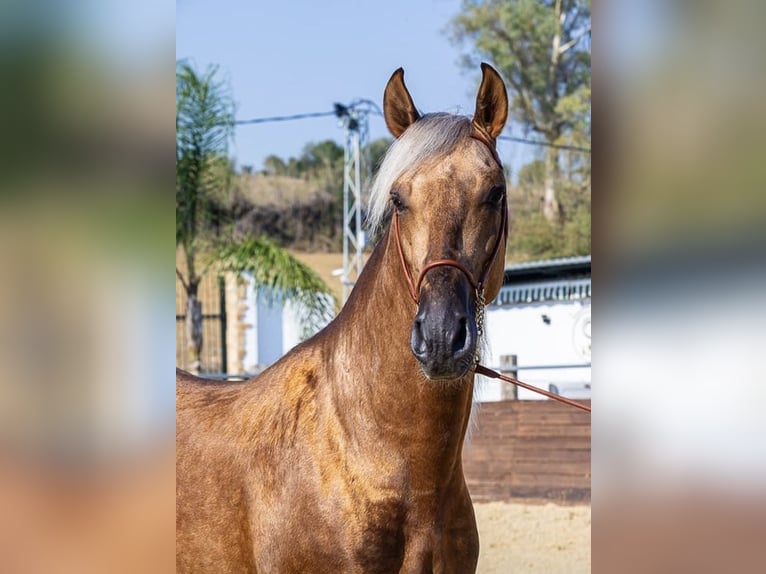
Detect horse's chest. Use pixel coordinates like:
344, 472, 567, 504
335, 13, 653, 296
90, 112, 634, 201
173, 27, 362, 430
262, 493, 409, 571
252, 447, 476, 571
270, 495, 475, 573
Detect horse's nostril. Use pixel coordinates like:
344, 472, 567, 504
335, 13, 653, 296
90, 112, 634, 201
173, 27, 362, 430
411, 319, 428, 358
451, 317, 468, 354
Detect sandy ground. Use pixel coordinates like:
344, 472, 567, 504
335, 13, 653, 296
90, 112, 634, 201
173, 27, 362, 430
473, 502, 591, 574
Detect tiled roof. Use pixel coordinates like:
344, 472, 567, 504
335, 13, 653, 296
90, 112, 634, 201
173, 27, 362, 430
502, 255, 590, 284
493, 255, 591, 305
504, 255, 590, 273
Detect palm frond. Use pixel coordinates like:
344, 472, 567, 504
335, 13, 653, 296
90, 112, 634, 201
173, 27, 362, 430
176, 61, 236, 249
215, 237, 338, 338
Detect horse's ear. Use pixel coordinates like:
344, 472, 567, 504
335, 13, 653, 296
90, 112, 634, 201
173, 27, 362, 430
383, 68, 421, 138
472, 63, 508, 140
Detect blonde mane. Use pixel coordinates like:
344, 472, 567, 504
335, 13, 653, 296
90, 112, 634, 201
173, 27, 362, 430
366, 113, 472, 233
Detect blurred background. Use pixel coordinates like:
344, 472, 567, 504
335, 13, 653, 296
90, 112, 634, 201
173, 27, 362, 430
0, 0, 764, 572
597, 1, 766, 572
0, 0, 175, 572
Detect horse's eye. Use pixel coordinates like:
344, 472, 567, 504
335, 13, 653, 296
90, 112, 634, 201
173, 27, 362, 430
390, 191, 405, 212
487, 185, 505, 205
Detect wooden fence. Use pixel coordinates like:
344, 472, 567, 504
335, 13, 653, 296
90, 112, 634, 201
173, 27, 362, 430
463, 399, 591, 503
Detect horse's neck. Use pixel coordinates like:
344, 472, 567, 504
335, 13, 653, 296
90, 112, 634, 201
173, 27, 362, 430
324, 228, 475, 479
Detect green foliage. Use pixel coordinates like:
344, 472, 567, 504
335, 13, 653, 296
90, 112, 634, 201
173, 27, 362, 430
215, 237, 337, 338
301, 140, 344, 172
175, 64, 238, 305
262, 155, 287, 176
176, 61, 236, 252
561, 204, 591, 256
261, 140, 344, 181
507, 212, 563, 261
506, 207, 590, 261
449, 0, 590, 140
449, 0, 590, 254
176, 60, 337, 354
234, 137, 394, 253
517, 159, 545, 188
448, 0, 591, 225
555, 84, 591, 193
507, 154, 590, 261
366, 137, 394, 177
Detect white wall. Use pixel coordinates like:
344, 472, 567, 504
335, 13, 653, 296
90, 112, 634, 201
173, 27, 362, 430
241, 276, 325, 374
477, 299, 591, 402
255, 290, 284, 367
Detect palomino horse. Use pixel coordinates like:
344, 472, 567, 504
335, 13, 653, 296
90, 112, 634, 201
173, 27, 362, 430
176, 63, 509, 573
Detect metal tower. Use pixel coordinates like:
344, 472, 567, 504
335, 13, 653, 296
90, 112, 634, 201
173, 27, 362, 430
335, 102, 371, 302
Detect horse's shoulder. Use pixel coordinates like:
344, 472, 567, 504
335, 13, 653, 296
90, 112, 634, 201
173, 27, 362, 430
176, 367, 202, 387
260, 343, 325, 389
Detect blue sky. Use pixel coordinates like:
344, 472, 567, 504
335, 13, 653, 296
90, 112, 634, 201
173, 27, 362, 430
176, 0, 536, 173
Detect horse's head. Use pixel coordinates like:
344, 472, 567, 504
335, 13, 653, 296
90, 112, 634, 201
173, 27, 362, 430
371, 64, 509, 380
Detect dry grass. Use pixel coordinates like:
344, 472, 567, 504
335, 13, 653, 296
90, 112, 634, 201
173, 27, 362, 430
237, 173, 323, 207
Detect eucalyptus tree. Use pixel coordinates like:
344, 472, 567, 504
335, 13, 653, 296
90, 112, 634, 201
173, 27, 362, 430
449, 0, 591, 223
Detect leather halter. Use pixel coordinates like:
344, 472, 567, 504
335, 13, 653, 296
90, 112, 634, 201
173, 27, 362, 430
388, 124, 592, 414
391, 124, 508, 304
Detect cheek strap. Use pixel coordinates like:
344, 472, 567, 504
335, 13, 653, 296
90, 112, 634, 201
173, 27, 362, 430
391, 193, 507, 305
391, 123, 508, 304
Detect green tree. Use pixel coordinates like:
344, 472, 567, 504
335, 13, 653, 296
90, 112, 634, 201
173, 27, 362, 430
449, 0, 591, 223
241, 137, 394, 253
262, 154, 287, 176
301, 140, 344, 172
299, 140, 344, 196
517, 159, 545, 189
365, 137, 394, 178
176, 61, 335, 373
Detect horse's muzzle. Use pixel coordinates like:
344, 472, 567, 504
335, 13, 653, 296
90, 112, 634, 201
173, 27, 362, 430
410, 276, 477, 380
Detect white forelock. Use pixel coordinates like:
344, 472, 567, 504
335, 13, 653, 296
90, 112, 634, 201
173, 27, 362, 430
366, 113, 472, 233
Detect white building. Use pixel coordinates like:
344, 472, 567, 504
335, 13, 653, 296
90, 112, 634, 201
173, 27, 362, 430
477, 255, 591, 402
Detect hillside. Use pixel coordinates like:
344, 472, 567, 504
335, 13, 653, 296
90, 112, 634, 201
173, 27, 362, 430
237, 173, 325, 207
232, 171, 342, 252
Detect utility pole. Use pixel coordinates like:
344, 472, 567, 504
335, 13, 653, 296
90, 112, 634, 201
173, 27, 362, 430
334, 101, 371, 302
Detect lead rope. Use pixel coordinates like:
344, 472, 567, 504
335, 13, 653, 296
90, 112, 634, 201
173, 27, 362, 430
471, 288, 590, 413
474, 364, 591, 413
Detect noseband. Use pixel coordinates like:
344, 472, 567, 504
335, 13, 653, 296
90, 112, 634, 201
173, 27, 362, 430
391, 125, 507, 305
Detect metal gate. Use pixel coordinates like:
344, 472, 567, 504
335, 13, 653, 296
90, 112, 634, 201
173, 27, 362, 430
176, 274, 227, 374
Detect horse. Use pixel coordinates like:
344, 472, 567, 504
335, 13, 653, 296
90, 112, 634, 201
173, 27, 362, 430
176, 63, 509, 573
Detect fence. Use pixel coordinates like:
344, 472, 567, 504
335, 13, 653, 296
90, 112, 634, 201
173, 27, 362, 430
463, 399, 591, 502
176, 274, 228, 374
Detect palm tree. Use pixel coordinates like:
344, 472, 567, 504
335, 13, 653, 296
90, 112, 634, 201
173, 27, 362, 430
176, 61, 335, 373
